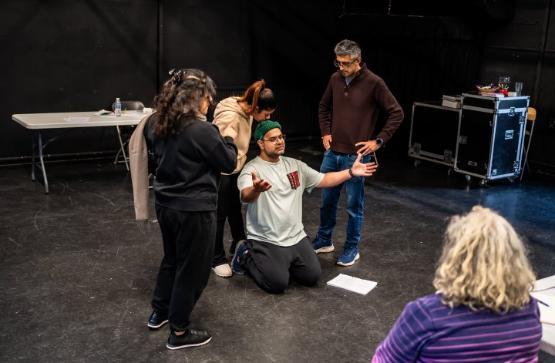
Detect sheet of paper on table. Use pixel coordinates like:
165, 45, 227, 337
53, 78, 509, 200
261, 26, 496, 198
532, 275, 555, 325
535, 275, 555, 291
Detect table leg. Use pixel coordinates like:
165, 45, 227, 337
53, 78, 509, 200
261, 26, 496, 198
37, 131, 49, 194
31, 132, 36, 181
115, 125, 130, 171
520, 121, 536, 182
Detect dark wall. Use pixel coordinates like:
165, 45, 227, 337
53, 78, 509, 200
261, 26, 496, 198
480, 0, 555, 169
3, 0, 551, 165
336, 15, 484, 152
161, 0, 251, 87
229, 1, 485, 151
245, 1, 341, 137
1, 1, 158, 160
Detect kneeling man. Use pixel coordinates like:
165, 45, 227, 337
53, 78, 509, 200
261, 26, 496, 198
233, 120, 377, 293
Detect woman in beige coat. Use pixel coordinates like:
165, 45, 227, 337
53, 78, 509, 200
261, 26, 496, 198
212, 80, 276, 277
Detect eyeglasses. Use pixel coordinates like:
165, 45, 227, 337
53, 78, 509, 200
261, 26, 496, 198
334, 59, 358, 68
262, 134, 286, 143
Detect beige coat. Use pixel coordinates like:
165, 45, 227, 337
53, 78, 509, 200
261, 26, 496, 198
128, 113, 153, 220
213, 97, 253, 174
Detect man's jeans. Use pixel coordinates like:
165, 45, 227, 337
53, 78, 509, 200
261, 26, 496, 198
315, 149, 368, 251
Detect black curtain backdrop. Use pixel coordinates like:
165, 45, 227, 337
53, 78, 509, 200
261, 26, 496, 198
1, 0, 553, 167
1, 0, 158, 160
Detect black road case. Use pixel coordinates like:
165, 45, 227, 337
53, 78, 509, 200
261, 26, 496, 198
408, 102, 461, 167
455, 94, 529, 181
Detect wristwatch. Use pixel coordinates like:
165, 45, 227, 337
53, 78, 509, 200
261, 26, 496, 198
375, 137, 384, 147
348, 168, 354, 177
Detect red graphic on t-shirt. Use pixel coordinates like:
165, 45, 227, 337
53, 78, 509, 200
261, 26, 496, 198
287, 170, 300, 190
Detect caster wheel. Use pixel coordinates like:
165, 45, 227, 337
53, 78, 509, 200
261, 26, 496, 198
479, 179, 488, 186
465, 175, 472, 184
447, 168, 453, 176
414, 159, 421, 168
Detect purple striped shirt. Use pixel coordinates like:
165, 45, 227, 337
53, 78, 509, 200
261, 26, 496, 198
372, 293, 541, 363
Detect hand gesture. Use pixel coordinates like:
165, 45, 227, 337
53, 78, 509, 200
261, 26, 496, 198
251, 171, 272, 192
321, 134, 332, 150
354, 140, 380, 156
350, 153, 378, 177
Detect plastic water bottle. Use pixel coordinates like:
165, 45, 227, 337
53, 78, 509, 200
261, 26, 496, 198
114, 97, 122, 117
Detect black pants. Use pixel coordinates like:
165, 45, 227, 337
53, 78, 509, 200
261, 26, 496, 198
213, 173, 246, 266
151, 205, 215, 331
241, 237, 321, 294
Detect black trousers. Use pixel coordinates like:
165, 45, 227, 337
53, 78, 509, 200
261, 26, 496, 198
213, 173, 246, 266
151, 205, 215, 331
242, 237, 321, 294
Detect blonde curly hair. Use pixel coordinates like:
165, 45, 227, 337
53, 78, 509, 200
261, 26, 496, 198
433, 205, 535, 313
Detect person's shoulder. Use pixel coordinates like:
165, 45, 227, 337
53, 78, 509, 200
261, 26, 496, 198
397, 294, 442, 329
526, 297, 540, 315
281, 156, 302, 166
144, 112, 158, 132
147, 111, 159, 122
189, 119, 215, 130
215, 97, 240, 112
243, 156, 262, 169
187, 119, 220, 137
214, 98, 247, 124
406, 293, 445, 317
360, 68, 383, 84
415, 293, 444, 308
283, 157, 317, 175
329, 71, 342, 82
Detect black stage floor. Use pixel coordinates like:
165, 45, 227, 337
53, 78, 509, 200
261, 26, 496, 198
1, 141, 554, 362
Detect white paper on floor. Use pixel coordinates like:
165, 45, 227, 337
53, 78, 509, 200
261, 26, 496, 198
327, 273, 377, 295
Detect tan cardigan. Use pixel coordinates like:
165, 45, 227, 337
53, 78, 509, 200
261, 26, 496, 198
128, 113, 152, 220
212, 97, 253, 174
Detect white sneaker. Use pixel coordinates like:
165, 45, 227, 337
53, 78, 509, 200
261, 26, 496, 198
212, 263, 232, 278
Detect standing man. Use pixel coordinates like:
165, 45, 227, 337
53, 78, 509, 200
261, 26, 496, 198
312, 39, 404, 266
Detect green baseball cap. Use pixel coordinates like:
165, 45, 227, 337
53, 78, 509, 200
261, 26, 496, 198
254, 120, 282, 141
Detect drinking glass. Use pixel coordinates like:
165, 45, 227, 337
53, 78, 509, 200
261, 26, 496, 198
514, 81, 523, 96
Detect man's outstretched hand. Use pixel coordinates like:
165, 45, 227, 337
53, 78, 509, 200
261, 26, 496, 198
251, 171, 272, 192
351, 153, 378, 177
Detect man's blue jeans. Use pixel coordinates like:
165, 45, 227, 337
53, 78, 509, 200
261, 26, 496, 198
315, 150, 368, 251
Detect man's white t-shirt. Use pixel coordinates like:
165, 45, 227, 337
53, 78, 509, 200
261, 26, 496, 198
237, 156, 325, 247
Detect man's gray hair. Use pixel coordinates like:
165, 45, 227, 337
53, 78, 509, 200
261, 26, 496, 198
334, 39, 361, 59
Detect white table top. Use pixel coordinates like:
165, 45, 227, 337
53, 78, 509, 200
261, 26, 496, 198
533, 275, 555, 356
12, 111, 151, 130
542, 324, 555, 355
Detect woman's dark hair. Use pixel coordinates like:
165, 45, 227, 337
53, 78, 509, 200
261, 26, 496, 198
153, 68, 216, 137
237, 79, 276, 115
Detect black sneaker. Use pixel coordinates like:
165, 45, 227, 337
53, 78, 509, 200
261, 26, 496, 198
166, 329, 212, 350
147, 310, 169, 330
